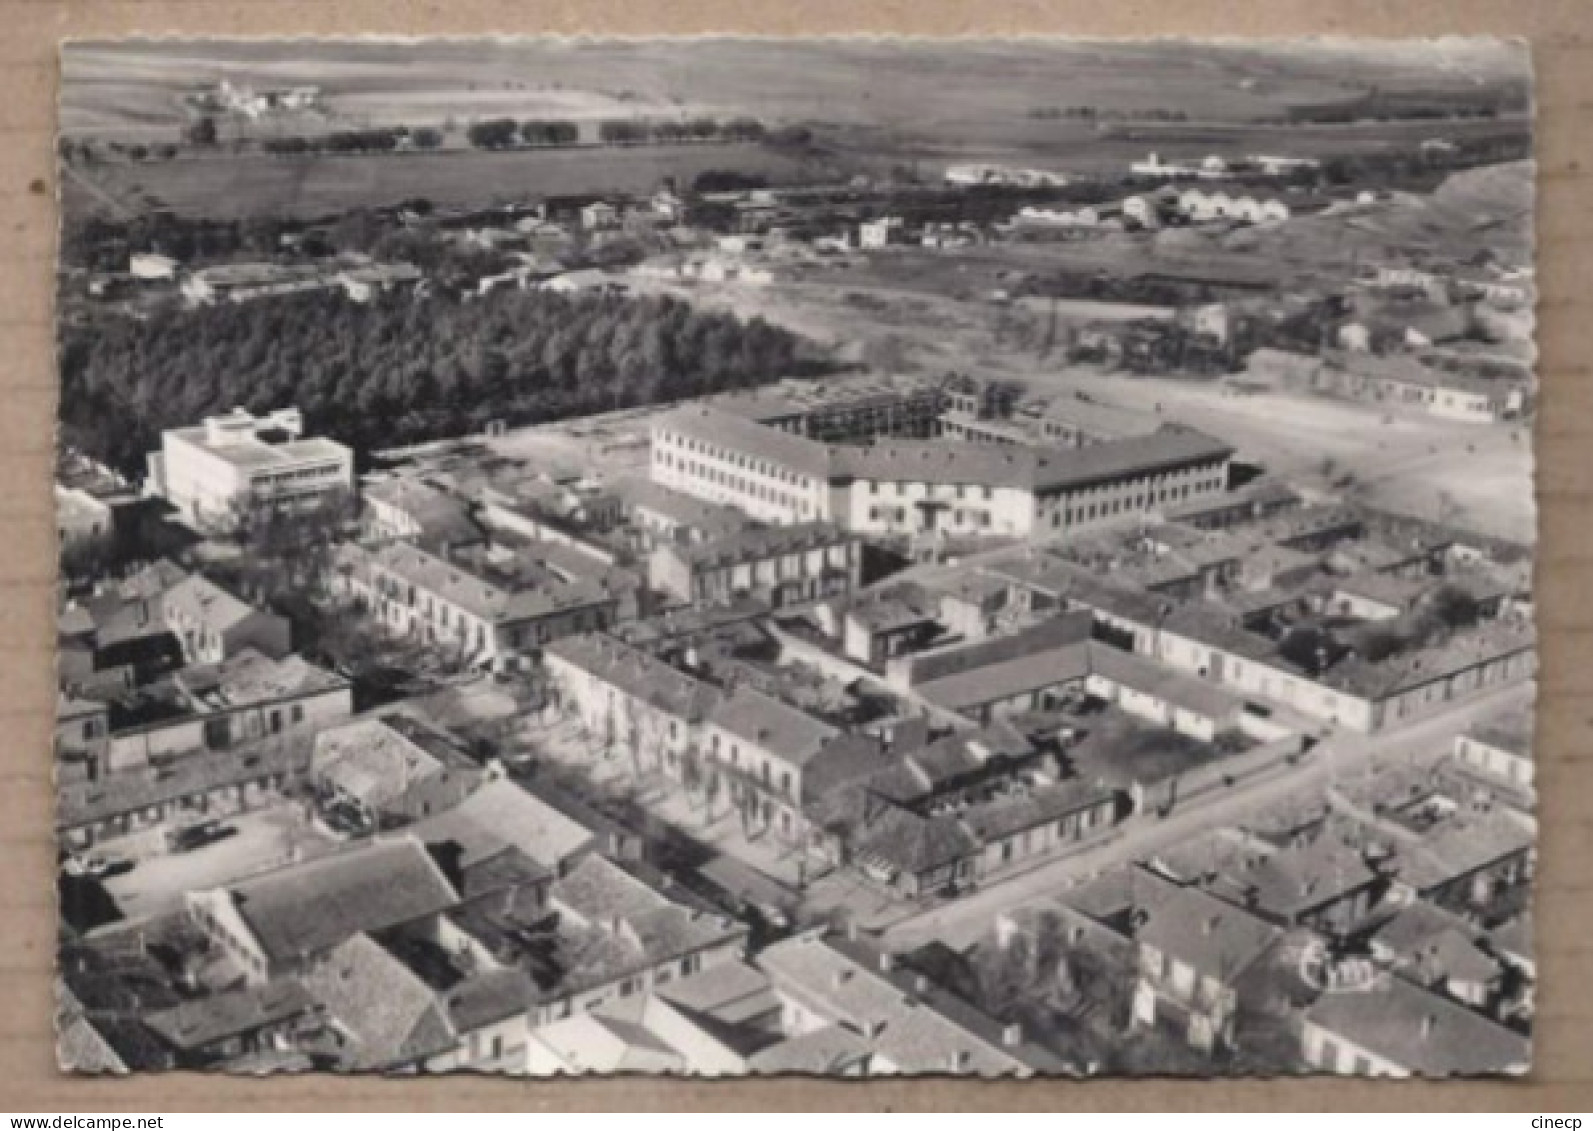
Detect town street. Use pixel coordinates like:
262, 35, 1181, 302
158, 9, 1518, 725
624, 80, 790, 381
875, 678, 1535, 952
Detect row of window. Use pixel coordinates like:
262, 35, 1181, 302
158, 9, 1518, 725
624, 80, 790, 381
537, 952, 706, 1025
249, 462, 345, 489
658, 432, 818, 490
1050, 481, 1209, 527
662, 454, 814, 517
867, 480, 995, 501
703, 550, 844, 582
706, 732, 795, 799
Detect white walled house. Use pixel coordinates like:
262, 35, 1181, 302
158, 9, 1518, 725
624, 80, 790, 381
145, 407, 354, 531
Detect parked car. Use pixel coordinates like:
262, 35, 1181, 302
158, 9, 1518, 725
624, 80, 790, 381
168, 820, 236, 853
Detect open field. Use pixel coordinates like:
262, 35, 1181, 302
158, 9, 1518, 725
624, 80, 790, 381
64, 40, 1528, 147
60, 41, 687, 138
821, 111, 1531, 181
60, 41, 1532, 228
61, 142, 824, 221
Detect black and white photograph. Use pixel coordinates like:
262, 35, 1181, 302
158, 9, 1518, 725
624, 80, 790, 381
53, 37, 1538, 1078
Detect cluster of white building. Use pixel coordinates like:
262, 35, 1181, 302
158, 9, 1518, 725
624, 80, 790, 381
1129, 151, 1322, 180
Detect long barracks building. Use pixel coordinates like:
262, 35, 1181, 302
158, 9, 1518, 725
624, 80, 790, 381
650, 403, 1233, 539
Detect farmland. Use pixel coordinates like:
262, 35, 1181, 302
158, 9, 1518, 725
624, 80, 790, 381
64, 38, 1528, 147
60, 39, 1531, 226
819, 111, 1530, 181
60, 142, 829, 222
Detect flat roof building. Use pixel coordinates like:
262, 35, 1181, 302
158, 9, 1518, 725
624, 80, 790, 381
146, 407, 354, 532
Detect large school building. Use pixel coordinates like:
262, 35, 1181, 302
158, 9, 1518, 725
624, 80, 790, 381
649, 402, 1233, 540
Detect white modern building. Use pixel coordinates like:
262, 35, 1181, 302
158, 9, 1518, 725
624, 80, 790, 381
145, 406, 355, 531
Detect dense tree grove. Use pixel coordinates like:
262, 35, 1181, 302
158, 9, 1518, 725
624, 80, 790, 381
60, 288, 813, 474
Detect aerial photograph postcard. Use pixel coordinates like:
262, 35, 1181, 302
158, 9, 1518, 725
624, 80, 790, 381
53, 38, 1536, 1078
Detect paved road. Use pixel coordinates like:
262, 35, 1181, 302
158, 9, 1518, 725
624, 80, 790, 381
876, 679, 1534, 953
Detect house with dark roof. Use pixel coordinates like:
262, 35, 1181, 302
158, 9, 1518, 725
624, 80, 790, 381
186, 836, 460, 984
524, 960, 784, 1075
1313, 348, 1528, 423
311, 715, 483, 828
446, 854, 749, 1030
144, 979, 320, 1067
56, 692, 110, 758
1236, 834, 1381, 934
704, 686, 842, 845
850, 805, 981, 899
825, 582, 942, 667
1161, 477, 1301, 531
649, 521, 859, 608
106, 648, 352, 772
1390, 807, 1536, 912
543, 632, 722, 770
905, 610, 1095, 720
1370, 901, 1502, 1010
298, 932, 461, 1072
56, 985, 129, 1075
410, 774, 599, 877
962, 779, 1121, 878
1301, 975, 1530, 1076
334, 540, 617, 669
58, 588, 185, 696
363, 476, 486, 551
753, 930, 1064, 1076
612, 474, 752, 548
161, 573, 291, 665
1131, 885, 1281, 1051
1453, 709, 1534, 798
59, 734, 309, 851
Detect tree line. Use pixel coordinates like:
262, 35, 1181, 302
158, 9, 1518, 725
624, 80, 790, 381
261, 126, 444, 155
466, 115, 767, 151
59, 287, 815, 476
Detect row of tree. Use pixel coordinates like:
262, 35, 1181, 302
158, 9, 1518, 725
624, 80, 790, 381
1029, 105, 1192, 122
59, 286, 814, 476
465, 118, 579, 149
465, 115, 768, 151
261, 126, 443, 155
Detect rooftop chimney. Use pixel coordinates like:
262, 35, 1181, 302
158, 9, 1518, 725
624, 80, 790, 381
1002, 1022, 1023, 1048
878, 951, 895, 974
1420, 1014, 1436, 1040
